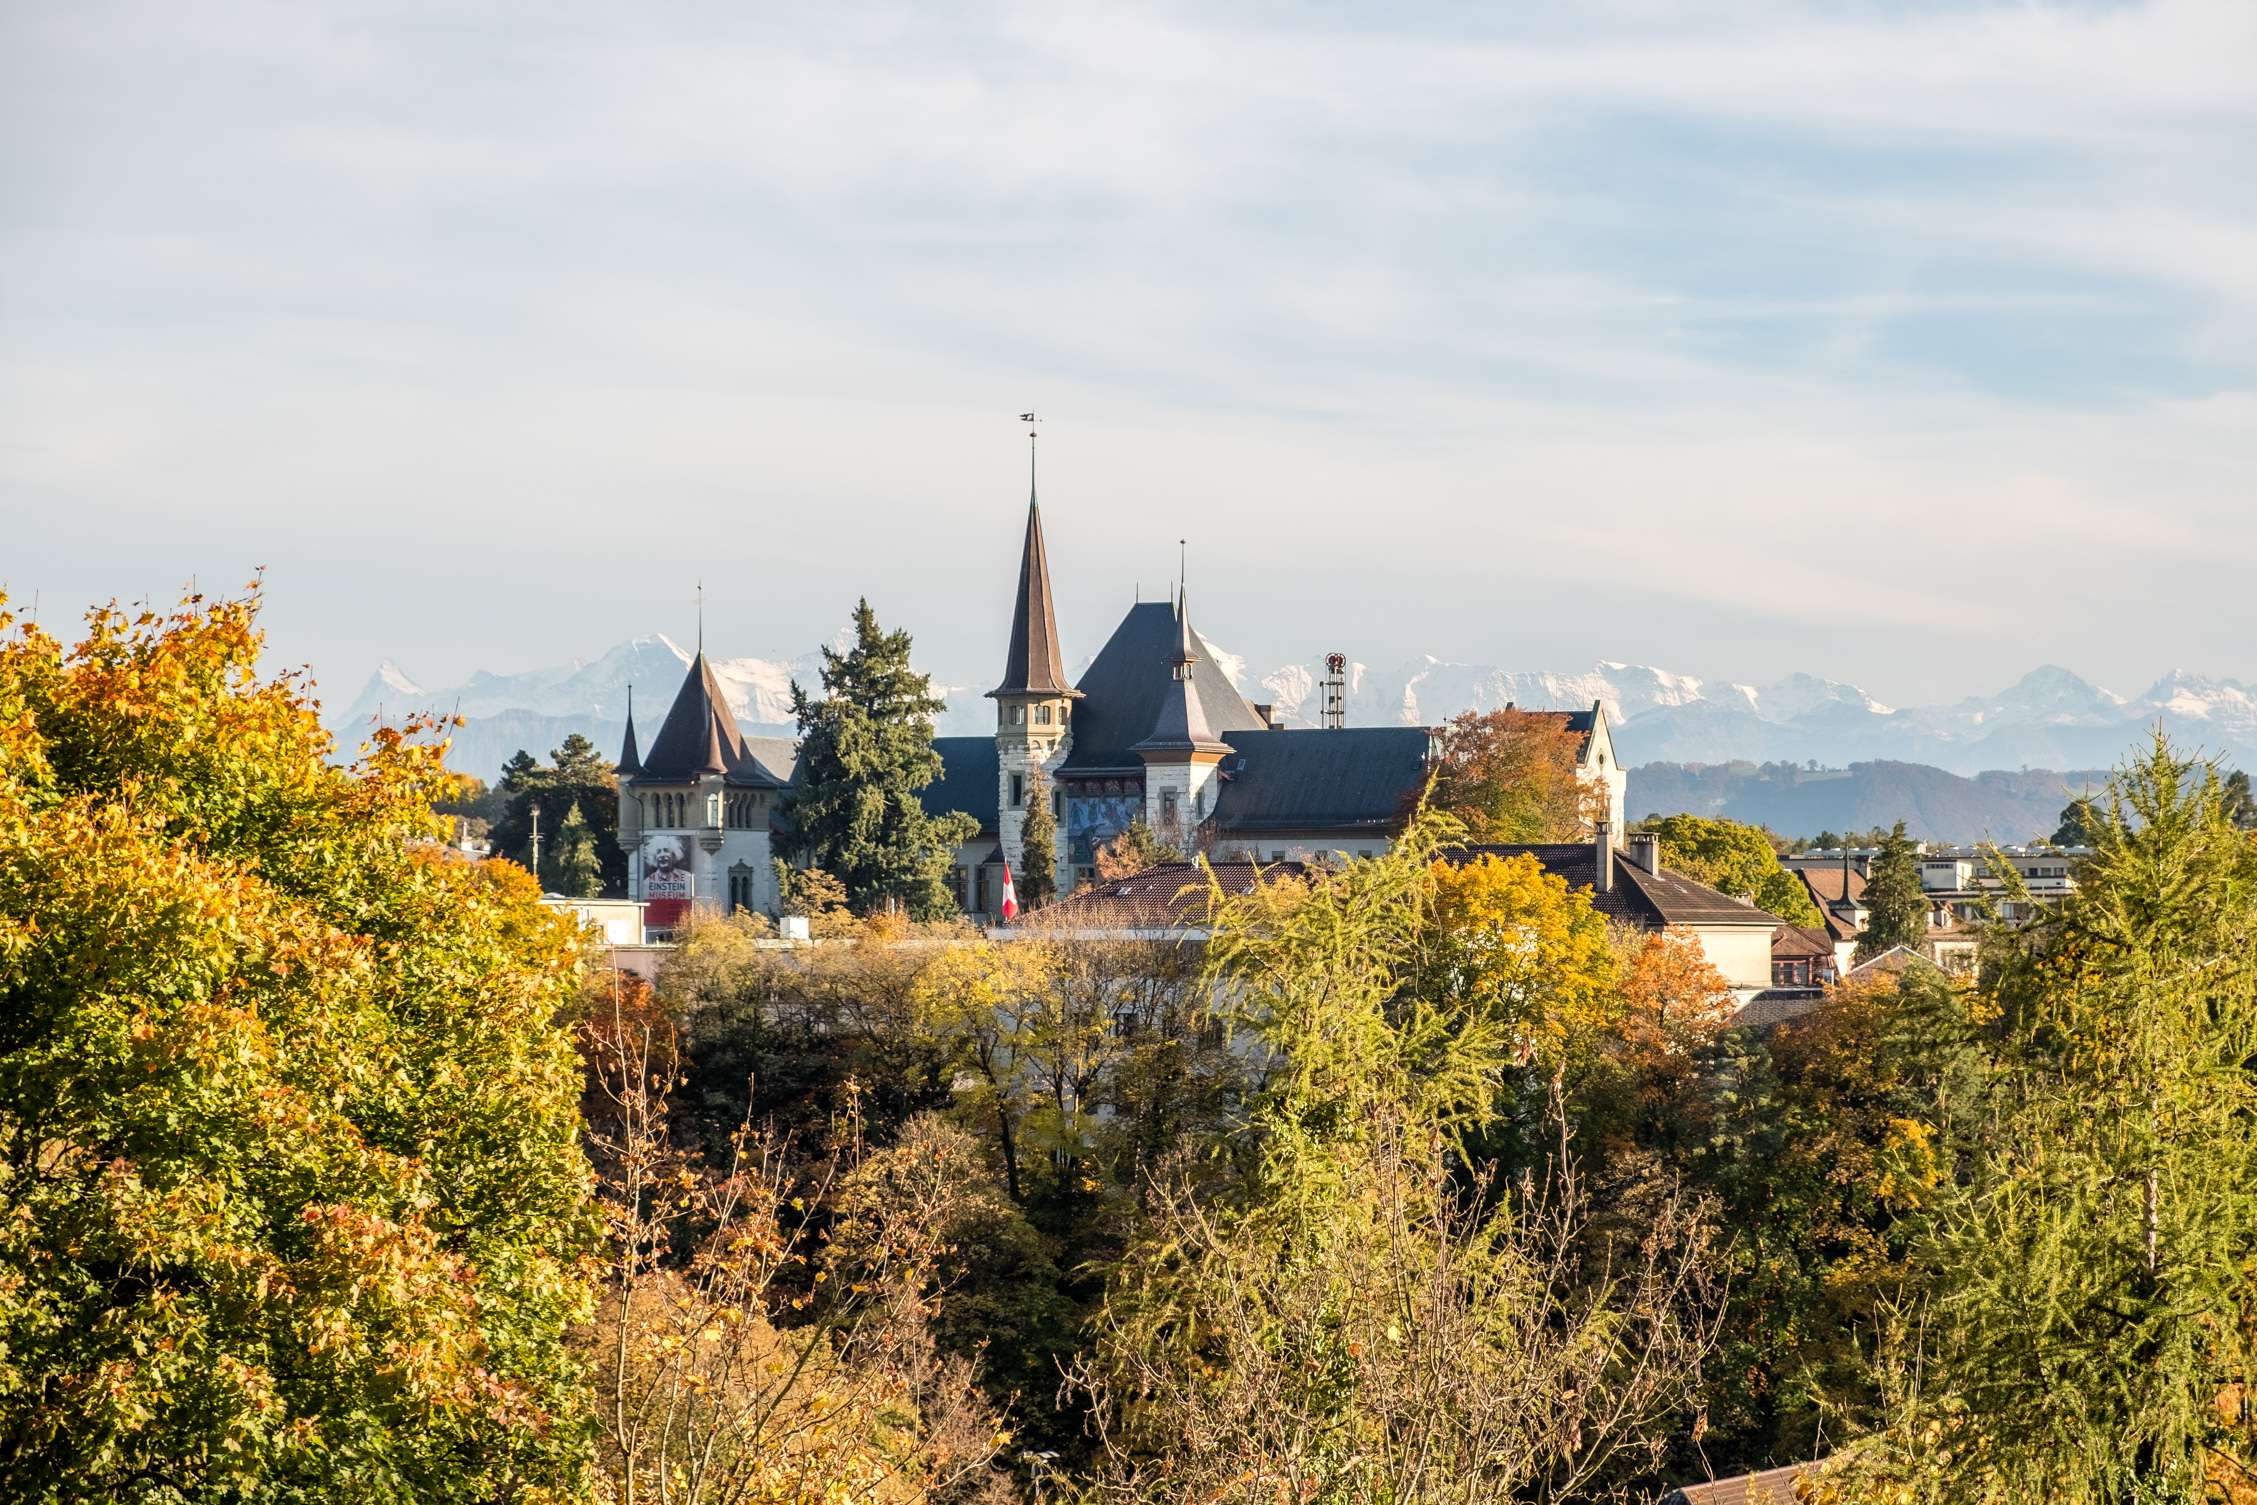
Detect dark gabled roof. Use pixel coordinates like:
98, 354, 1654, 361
1131, 594, 1234, 759
1795, 864, 1867, 909
1456, 844, 1784, 931
636, 653, 780, 786
920, 737, 999, 836
1065, 602, 1266, 772
739, 735, 800, 785
1211, 727, 1432, 832
1660, 1462, 1814, 1505
989, 500, 1077, 699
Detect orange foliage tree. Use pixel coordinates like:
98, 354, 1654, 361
1423, 708, 1604, 842
0, 588, 596, 1501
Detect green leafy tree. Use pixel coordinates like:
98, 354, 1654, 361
488, 733, 625, 894
0, 589, 595, 1502
1837, 736, 2257, 1500
1635, 813, 1823, 926
1017, 764, 1058, 910
775, 600, 978, 919
2223, 767, 2255, 830
2052, 793, 2102, 847
1856, 820, 1927, 961
555, 801, 603, 898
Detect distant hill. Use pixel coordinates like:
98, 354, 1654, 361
1626, 760, 2115, 845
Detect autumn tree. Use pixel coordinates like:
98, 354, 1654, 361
1635, 813, 1823, 926
776, 600, 978, 919
1079, 814, 1720, 1502
0, 589, 596, 1501
1092, 818, 1171, 881
1016, 764, 1058, 910
1855, 820, 1927, 961
1424, 707, 1603, 842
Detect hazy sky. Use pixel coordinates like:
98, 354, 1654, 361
5, 1, 2255, 711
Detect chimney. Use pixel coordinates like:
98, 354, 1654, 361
1595, 818, 1614, 893
1630, 832, 1661, 874
1252, 701, 1277, 731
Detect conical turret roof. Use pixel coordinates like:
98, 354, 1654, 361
1132, 592, 1232, 759
989, 498, 1078, 699
639, 651, 758, 782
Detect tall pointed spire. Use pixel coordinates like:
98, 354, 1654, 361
988, 418, 1079, 700
640, 650, 767, 784
617, 684, 642, 776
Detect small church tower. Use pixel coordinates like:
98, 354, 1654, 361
1132, 590, 1231, 853
988, 478, 1079, 900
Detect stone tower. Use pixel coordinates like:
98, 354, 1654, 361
987, 491, 1079, 899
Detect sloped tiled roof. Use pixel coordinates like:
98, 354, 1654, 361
1772, 923, 1834, 960
1212, 728, 1432, 832
1730, 989, 1825, 1030
1065, 602, 1266, 773
1459, 844, 1784, 930
1796, 864, 1867, 908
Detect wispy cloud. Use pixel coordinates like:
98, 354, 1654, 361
2, 1, 2252, 706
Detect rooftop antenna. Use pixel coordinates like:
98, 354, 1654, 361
1020, 412, 1040, 503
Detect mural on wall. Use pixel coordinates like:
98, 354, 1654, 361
1066, 787, 1145, 864
643, 834, 693, 928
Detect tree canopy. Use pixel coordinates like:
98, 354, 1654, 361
1635, 813, 1823, 926
0, 590, 596, 1502
1423, 707, 1600, 842
774, 600, 978, 919
485, 733, 625, 896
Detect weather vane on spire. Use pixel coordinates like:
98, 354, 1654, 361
695, 580, 704, 656
1020, 412, 1040, 503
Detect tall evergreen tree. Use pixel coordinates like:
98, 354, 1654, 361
1017, 764, 1058, 910
776, 600, 978, 919
2052, 793, 2102, 846
555, 801, 603, 898
1856, 820, 1927, 961
2222, 767, 2256, 830
1845, 736, 2257, 1500
487, 733, 625, 893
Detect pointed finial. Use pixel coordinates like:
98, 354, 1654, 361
1178, 538, 1187, 609
1020, 412, 1040, 505
695, 581, 705, 656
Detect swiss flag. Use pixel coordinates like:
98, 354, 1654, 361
999, 860, 1019, 922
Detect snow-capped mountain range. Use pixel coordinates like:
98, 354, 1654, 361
330, 637, 2257, 783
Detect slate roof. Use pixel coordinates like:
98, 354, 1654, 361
1130, 594, 1234, 759
1212, 728, 1432, 832
1457, 844, 1785, 930
635, 653, 781, 786
921, 737, 999, 836
1065, 602, 1266, 773
1660, 1462, 1813, 1505
990, 499, 1078, 699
